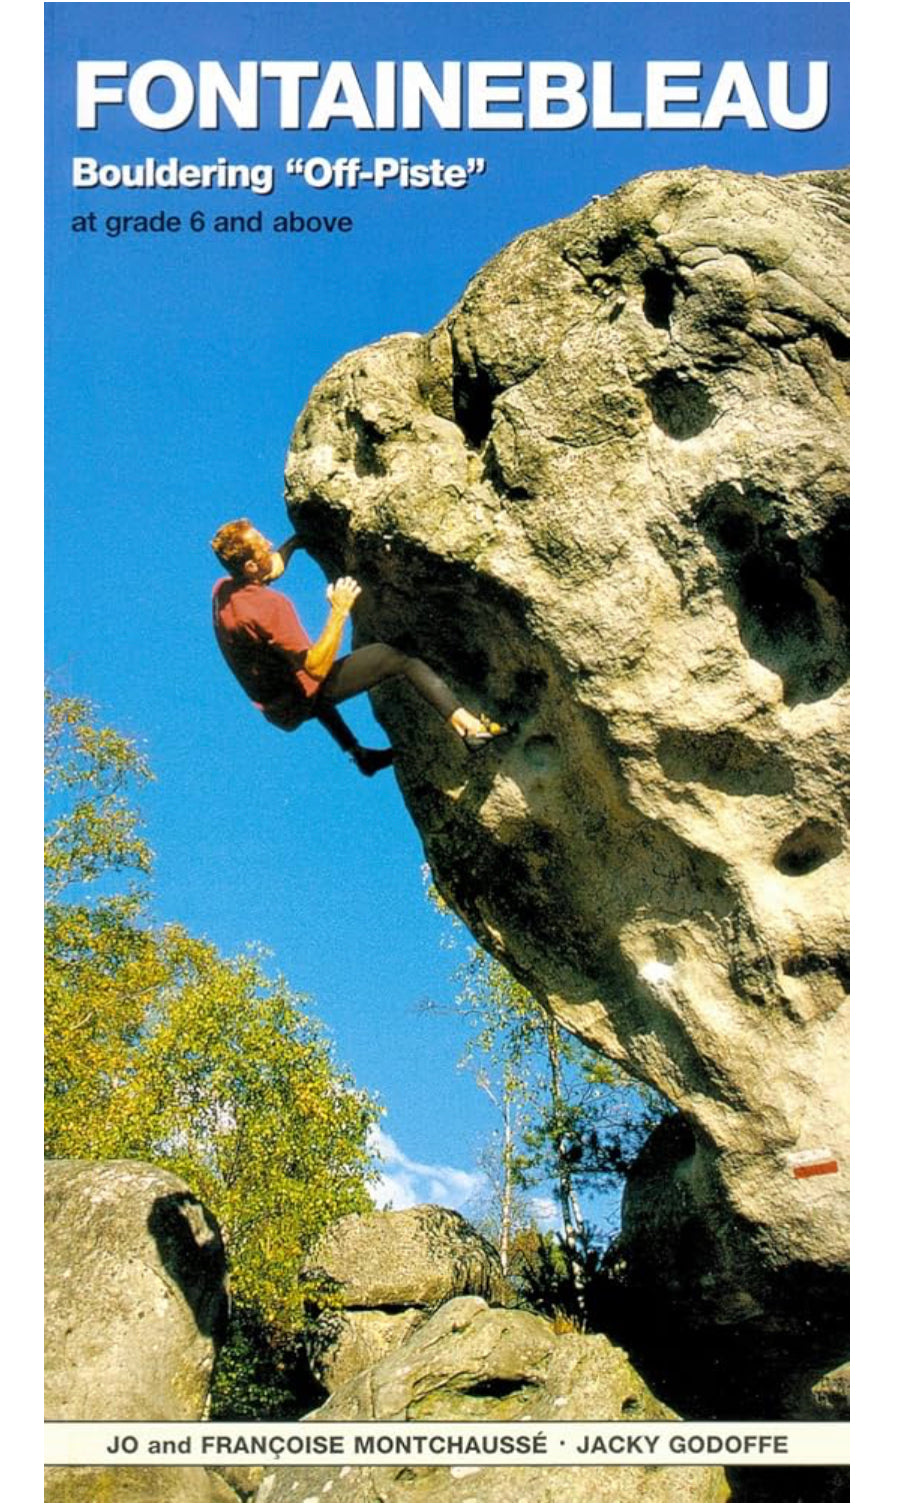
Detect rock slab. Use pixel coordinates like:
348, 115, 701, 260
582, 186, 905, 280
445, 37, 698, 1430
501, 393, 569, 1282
308, 1307, 425, 1394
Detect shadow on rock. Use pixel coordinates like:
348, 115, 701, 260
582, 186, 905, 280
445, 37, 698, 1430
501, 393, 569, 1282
148, 1191, 229, 1345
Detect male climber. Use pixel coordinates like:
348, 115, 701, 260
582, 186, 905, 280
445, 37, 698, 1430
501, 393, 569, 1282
211, 519, 506, 776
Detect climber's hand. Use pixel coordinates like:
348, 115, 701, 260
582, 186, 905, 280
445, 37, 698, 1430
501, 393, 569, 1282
327, 577, 362, 615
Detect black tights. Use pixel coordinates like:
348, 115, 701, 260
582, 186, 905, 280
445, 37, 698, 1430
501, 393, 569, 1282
311, 643, 461, 753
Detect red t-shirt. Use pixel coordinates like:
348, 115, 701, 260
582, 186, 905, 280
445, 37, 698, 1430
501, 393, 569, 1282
212, 577, 322, 731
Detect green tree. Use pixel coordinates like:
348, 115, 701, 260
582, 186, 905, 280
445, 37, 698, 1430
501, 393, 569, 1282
48, 924, 378, 1333
426, 882, 666, 1311
45, 688, 379, 1376
45, 688, 161, 1151
462, 1052, 534, 1273
45, 687, 154, 898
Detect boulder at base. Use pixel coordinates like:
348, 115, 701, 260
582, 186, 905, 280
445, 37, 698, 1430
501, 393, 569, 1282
45, 1159, 233, 1503
304, 1205, 511, 1309
255, 1296, 728, 1504
308, 1307, 425, 1394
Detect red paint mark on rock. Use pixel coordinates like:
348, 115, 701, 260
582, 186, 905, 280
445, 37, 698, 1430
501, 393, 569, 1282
786, 1147, 839, 1179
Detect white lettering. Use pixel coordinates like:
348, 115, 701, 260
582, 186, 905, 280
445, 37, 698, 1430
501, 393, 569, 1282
198, 61, 260, 129
592, 62, 643, 129
308, 62, 374, 130
261, 62, 321, 129
401, 61, 463, 130
468, 62, 524, 129
646, 60, 702, 129
769, 60, 830, 130
703, 61, 767, 129
128, 60, 195, 130
374, 61, 398, 130
529, 62, 588, 129
72, 59, 833, 136
76, 61, 128, 128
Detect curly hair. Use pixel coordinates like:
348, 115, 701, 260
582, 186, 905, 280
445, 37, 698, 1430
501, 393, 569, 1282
211, 518, 256, 575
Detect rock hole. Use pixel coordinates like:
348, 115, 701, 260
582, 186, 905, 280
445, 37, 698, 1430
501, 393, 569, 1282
597, 229, 634, 267
707, 506, 757, 555
695, 484, 848, 703
452, 366, 499, 449
823, 326, 850, 362
645, 371, 717, 440
774, 820, 844, 876
345, 409, 386, 477
782, 950, 850, 993
803, 497, 849, 619
736, 549, 818, 642
620, 1395, 642, 1418
642, 268, 676, 329
461, 1377, 533, 1399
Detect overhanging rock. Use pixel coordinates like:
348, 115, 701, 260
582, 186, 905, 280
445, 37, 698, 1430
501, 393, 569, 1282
285, 167, 849, 1354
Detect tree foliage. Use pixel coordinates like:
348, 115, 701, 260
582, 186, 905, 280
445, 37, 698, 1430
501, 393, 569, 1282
45, 688, 154, 899
207, 1303, 326, 1421
45, 689, 379, 1347
426, 881, 668, 1305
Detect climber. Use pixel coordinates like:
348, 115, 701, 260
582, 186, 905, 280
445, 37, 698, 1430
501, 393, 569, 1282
211, 519, 508, 777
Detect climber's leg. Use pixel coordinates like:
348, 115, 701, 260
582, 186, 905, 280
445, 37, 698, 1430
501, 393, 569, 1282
313, 696, 394, 778
315, 643, 461, 721
313, 643, 510, 754
314, 703, 360, 755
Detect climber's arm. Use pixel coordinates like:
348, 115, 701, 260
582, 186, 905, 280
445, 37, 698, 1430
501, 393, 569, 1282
265, 535, 304, 582
303, 578, 362, 681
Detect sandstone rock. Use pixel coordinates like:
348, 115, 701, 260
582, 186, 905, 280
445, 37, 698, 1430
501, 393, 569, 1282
44, 1466, 239, 1503
784, 1360, 850, 1421
217, 1464, 267, 1500
308, 1307, 425, 1393
809, 1362, 851, 1420
614, 1115, 847, 1421
304, 1205, 511, 1308
45, 1159, 229, 1503
255, 1296, 728, 1504
285, 167, 849, 1358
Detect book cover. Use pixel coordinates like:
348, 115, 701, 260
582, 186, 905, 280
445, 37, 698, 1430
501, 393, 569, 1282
44, 2, 850, 1503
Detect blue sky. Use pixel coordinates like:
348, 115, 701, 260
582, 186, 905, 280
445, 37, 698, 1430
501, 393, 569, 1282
45, 2, 849, 1226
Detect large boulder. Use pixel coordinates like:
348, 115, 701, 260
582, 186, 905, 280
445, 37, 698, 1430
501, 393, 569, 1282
304, 1205, 511, 1308
256, 1296, 728, 1504
45, 1159, 232, 1503
308, 1307, 425, 1394
304, 1206, 512, 1392
611, 1115, 847, 1426
285, 166, 849, 1379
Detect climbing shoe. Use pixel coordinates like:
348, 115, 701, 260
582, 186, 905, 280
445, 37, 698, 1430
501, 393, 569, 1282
462, 717, 513, 752
353, 746, 396, 777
